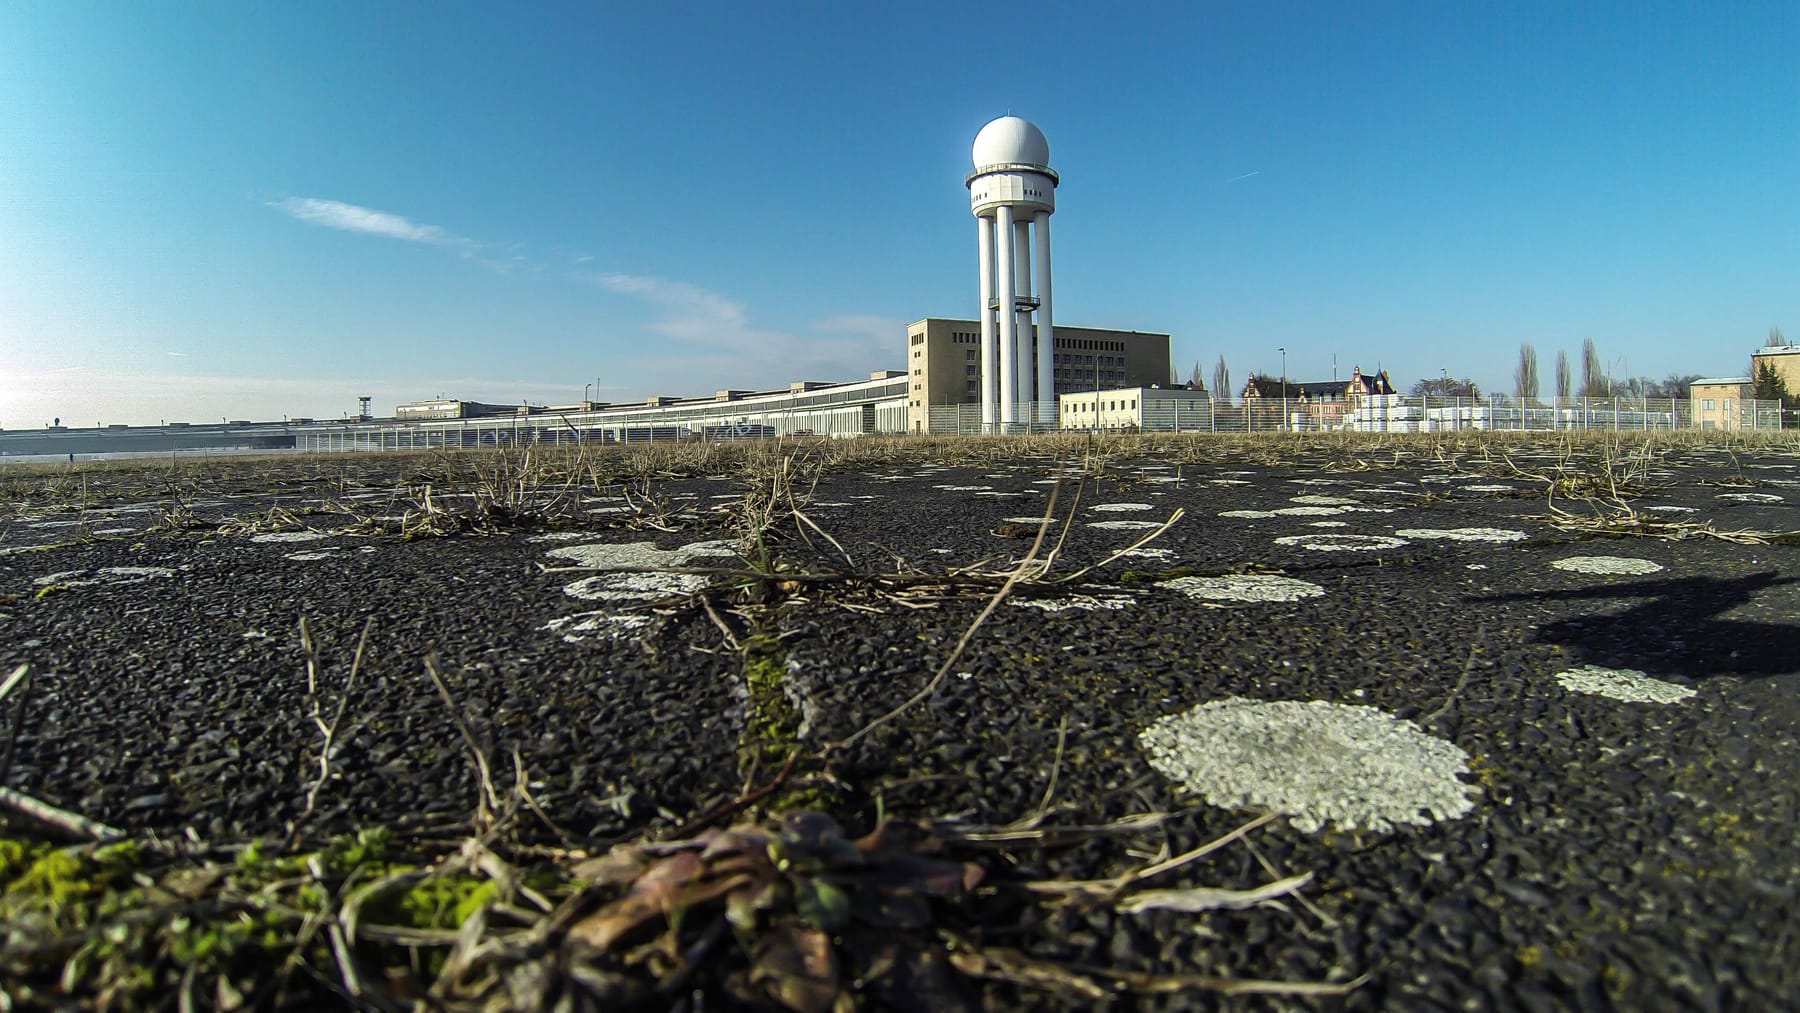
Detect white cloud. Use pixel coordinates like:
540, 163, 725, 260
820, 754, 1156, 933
270, 197, 498, 267
584, 271, 903, 390
273, 197, 454, 245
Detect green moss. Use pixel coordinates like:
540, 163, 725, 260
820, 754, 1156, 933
0, 838, 55, 885
389, 875, 501, 929
34, 583, 70, 599
737, 631, 828, 812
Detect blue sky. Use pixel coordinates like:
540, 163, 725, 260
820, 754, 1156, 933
2, 1, 1795, 426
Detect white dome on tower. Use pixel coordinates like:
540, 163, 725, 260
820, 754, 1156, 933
972, 116, 1050, 169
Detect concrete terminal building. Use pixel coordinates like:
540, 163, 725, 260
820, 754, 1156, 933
907, 318, 1170, 433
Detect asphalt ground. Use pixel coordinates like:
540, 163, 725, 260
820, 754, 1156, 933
2, 441, 1798, 1009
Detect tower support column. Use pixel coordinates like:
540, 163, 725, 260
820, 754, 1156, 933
994, 204, 1017, 428
1013, 217, 1033, 417
1034, 211, 1055, 426
977, 215, 998, 432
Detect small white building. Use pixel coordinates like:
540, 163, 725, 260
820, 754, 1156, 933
1059, 386, 1213, 431
1690, 377, 1752, 430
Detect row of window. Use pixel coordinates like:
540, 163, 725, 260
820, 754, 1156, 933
1068, 399, 1138, 412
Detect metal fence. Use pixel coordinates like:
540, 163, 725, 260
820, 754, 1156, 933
927, 396, 1783, 435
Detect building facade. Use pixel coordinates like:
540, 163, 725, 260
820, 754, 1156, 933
1751, 344, 1800, 395
1059, 386, 1213, 431
1689, 377, 1753, 430
906, 318, 1171, 432
1242, 366, 1397, 428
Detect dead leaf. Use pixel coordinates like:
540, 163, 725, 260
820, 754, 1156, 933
571, 845, 652, 886
751, 925, 841, 1013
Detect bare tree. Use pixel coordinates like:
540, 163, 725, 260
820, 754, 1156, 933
1212, 356, 1231, 404
1580, 338, 1610, 397
1645, 373, 1702, 399
1513, 343, 1540, 401
1555, 351, 1572, 400
1769, 326, 1787, 348
1409, 377, 1481, 398
1188, 360, 1207, 390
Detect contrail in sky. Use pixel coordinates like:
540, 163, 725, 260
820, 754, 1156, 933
1227, 170, 1262, 183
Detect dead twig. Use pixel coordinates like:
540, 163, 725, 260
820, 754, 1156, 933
1, 662, 29, 786
287, 617, 373, 846
1420, 623, 1483, 728
0, 784, 125, 842
423, 654, 502, 832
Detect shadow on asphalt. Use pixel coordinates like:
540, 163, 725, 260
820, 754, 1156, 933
1474, 571, 1800, 678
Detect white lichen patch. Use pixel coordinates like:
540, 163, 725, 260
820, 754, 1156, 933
1550, 556, 1664, 575
1003, 516, 1060, 526
250, 531, 327, 544
1274, 534, 1409, 552
1092, 503, 1155, 512
1461, 484, 1518, 493
1221, 506, 1355, 519
549, 540, 738, 605
530, 531, 598, 542
1643, 505, 1697, 513
1290, 494, 1361, 506
543, 611, 655, 644
1209, 479, 1251, 486
1139, 698, 1478, 833
33, 566, 177, 588
1288, 479, 1350, 487
1123, 546, 1175, 560
1087, 519, 1167, 531
1554, 665, 1696, 704
1306, 521, 1351, 528
1011, 592, 1136, 613
1717, 492, 1784, 504
283, 550, 338, 562
1393, 527, 1528, 543
933, 485, 993, 492
1160, 574, 1325, 603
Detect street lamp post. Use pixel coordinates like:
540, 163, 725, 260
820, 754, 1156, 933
1278, 346, 1287, 432
584, 383, 592, 407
